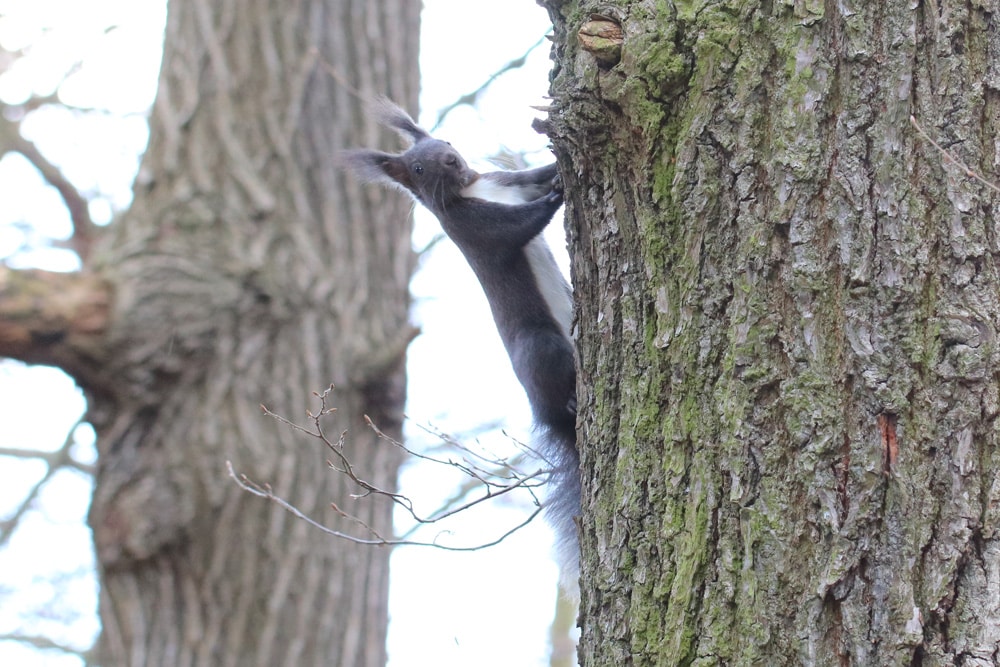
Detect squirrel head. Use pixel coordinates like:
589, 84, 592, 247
342, 99, 478, 213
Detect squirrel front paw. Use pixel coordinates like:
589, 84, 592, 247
551, 172, 563, 195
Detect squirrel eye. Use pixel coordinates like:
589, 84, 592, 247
413, 163, 424, 175
445, 155, 457, 167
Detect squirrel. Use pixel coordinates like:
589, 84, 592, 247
344, 100, 580, 596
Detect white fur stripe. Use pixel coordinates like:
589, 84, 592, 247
460, 177, 572, 338
461, 179, 537, 205
524, 237, 572, 338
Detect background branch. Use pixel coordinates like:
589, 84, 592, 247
0, 114, 96, 261
431, 32, 550, 131
0, 267, 111, 391
0, 416, 92, 549
1, 632, 88, 656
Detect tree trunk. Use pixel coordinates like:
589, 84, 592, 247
8, 0, 421, 664
542, 1, 1000, 664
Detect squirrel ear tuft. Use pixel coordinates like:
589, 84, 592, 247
371, 97, 431, 145
340, 149, 414, 193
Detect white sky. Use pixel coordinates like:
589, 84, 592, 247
0, 1, 571, 665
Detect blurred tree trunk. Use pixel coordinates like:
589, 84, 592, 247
542, 1, 1000, 664
1, 0, 419, 665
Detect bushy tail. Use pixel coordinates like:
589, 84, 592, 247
538, 417, 580, 599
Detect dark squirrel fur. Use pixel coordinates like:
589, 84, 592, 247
344, 100, 580, 594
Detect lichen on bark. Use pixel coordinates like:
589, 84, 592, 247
540, 0, 1000, 664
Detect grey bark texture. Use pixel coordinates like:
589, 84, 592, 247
540, 0, 1000, 665
81, 1, 419, 665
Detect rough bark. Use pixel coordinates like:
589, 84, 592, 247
1, 0, 419, 665
541, 0, 1000, 664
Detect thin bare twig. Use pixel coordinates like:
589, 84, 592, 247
0, 416, 92, 548
909, 115, 1000, 196
364, 414, 546, 519
234, 385, 550, 552
226, 461, 543, 551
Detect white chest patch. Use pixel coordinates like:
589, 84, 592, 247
461, 176, 572, 339
524, 237, 572, 338
461, 178, 537, 205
